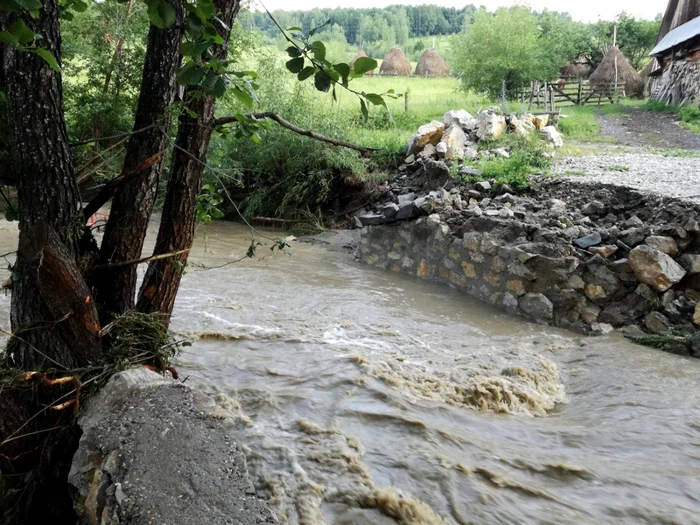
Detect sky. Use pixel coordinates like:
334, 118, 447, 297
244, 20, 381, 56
253, 0, 665, 23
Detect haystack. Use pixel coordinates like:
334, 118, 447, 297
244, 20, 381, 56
415, 49, 450, 77
379, 47, 412, 76
349, 49, 374, 76
589, 47, 644, 98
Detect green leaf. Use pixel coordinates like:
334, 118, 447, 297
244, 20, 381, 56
286, 26, 302, 32
285, 57, 304, 74
333, 62, 350, 80
33, 48, 60, 72
176, 63, 204, 85
360, 99, 368, 121
14, 0, 41, 9
231, 85, 254, 107
184, 106, 198, 119
0, 31, 16, 45
314, 70, 331, 93
308, 20, 330, 37
286, 45, 301, 58
310, 40, 326, 62
364, 93, 386, 107
353, 57, 377, 75
180, 40, 211, 57
4, 208, 17, 222
185, 13, 204, 39
0, 0, 20, 12
11, 20, 35, 44
203, 26, 224, 44
297, 66, 315, 81
147, 0, 176, 29
71, 0, 88, 12
202, 72, 226, 97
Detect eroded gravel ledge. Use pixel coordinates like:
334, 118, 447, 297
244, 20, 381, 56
554, 150, 700, 203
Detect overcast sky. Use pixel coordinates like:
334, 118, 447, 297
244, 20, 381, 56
254, 0, 665, 23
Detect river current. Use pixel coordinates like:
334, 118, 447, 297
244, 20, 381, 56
1, 220, 699, 524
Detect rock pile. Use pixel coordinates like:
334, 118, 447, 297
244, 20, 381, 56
404, 108, 562, 166
355, 157, 700, 355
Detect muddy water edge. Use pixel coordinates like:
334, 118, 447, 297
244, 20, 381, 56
0, 220, 698, 525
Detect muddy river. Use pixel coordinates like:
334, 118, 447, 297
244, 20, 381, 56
1, 220, 699, 524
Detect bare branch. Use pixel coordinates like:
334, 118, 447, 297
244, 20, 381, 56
212, 112, 379, 154
69, 124, 159, 148
96, 249, 190, 269
82, 151, 164, 220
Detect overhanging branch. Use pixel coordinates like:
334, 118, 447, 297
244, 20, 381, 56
212, 112, 379, 154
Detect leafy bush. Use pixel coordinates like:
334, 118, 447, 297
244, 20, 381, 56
209, 56, 370, 219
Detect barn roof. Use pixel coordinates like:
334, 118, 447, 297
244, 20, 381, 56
650, 15, 700, 55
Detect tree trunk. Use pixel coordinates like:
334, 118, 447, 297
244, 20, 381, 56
137, 0, 241, 324
96, 10, 183, 317
1, 0, 101, 370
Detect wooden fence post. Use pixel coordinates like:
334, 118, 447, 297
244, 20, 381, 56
404, 89, 409, 112
577, 79, 583, 105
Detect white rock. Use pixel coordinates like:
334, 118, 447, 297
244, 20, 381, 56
407, 120, 445, 155
442, 109, 477, 131
438, 125, 468, 160
476, 111, 506, 141
539, 126, 563, 147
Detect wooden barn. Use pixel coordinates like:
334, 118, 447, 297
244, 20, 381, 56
649, 0, 700, 104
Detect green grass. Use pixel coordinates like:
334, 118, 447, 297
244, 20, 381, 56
603, 164, 629, 172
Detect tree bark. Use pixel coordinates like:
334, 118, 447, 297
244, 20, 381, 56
1, 0, 101, 370
96, 9, 183, 317
136, 0, 241, 324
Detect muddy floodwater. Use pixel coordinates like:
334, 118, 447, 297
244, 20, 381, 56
1, 220, 699, 524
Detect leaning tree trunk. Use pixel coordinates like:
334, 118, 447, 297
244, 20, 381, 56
96, 9, 183, 317
1, 0, 101, 370
137, 0, 241, 325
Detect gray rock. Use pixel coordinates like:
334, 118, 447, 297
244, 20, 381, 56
474, 181, 491, 192
628, 245, 687, 292
358, 213, 387, 226
493, 147, 510, 158
396, 200, 415, 220
574, 232, 602, 249
424, 159, 450, 180
398, 192, 416, 203
69, 369, 275, 525
418, 142, 437, 160
581, 200, 605, 216
404, 154, 415, 164
381, 203, 399, 220
620, 228, 646, 246
625, 215, 645, 228
678, 253, 700, 274
495, 193, 517, 204
539, 125, 563, 147
644, 235, 679, 256
407, 120, 444, 155
476, 111, 506, 141
458, 166, 482, 177
438, 125, 468, 160
519, 293, 554, 320
644, 311, 670, 334
442, 109, 476, 131
498, 207, 514, 219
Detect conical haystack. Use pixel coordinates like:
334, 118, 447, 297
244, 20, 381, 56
379, 47, 411, 76
349, 49, 374, 76
415, 49, 450, 77
589, 47, 644, 98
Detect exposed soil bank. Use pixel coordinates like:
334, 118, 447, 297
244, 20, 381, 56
69, 368, 276, 524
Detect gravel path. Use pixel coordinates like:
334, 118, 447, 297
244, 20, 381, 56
554, 109, 700, 202
554, 150, 700, 202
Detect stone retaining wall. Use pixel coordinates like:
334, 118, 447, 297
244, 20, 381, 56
358, 213, 699, 341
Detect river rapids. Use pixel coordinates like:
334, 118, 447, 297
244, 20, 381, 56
1, 220, 698, 524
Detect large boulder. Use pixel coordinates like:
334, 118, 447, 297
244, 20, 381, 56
628, 245, 686, 291
442, 109, 477, 131
678, 253, 700, 274
539, 126, 563, 147
519, 293, 554, 320
476, 111, 506, 141
510, 117, 536, 137
533, 114, 549, 130
438, 125, 468, 160
407, 120, 444, 155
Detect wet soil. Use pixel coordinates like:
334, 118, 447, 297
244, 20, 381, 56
597, 108, 700, 150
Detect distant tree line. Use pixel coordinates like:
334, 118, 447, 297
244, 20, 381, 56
239, 5, 476, 45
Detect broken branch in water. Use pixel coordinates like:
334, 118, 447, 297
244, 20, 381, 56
212, 112, 379, 154
96, 249, 190, 269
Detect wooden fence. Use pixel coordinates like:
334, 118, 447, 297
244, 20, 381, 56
519, 77, 625, 110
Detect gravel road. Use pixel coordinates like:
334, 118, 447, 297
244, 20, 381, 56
554, 108, 700, 202
554, 151, 700, 202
